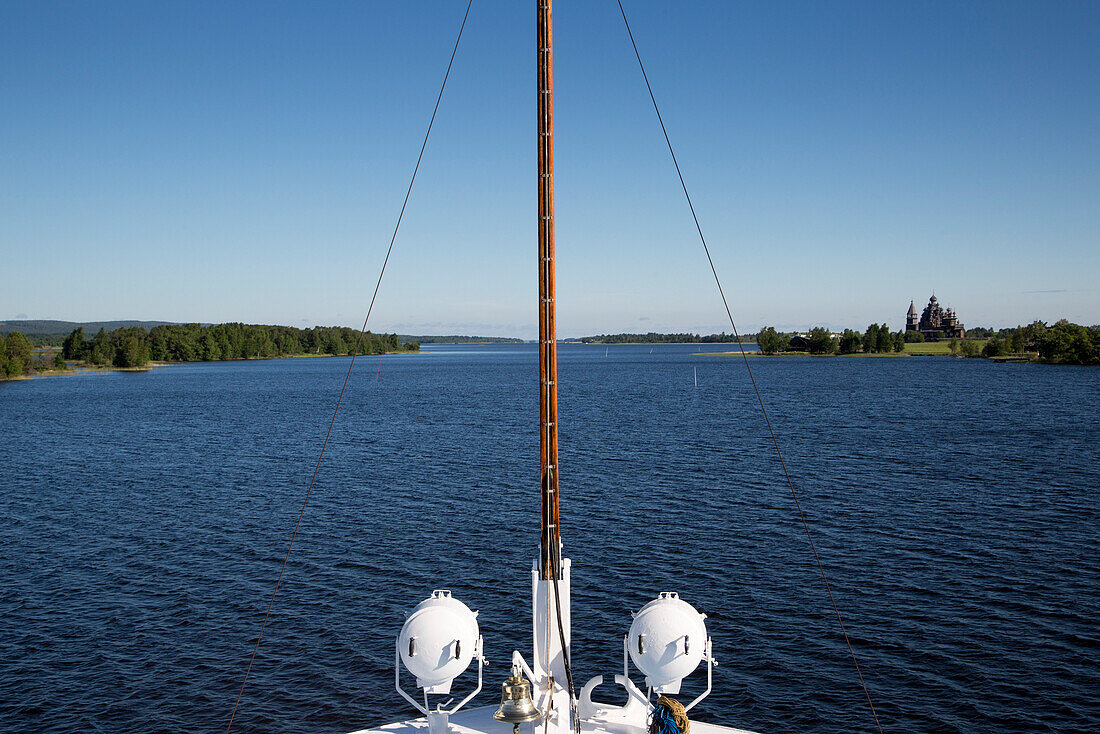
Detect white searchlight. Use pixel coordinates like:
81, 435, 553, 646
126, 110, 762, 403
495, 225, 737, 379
624, 592, 715, 711
395, 590, 486, 727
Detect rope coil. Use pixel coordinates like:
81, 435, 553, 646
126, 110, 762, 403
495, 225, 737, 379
649, 696, 689, 734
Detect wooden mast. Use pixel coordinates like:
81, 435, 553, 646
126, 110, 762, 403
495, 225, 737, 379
537, 0, 560, 581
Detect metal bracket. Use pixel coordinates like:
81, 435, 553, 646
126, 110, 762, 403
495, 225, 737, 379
620, 636, 650, 708
621, 634, 715, 712
396, 636, 486, 716
683, 638, 715, 712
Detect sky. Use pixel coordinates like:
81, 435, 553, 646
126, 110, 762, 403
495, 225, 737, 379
2, 1, 1098, 338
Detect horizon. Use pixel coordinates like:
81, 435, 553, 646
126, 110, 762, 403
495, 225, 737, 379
4, 299, 1089, 342
2, 1, 1098, 338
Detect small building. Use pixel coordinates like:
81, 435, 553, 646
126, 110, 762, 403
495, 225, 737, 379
787, 334, 810, 351
906, 294, 965, 339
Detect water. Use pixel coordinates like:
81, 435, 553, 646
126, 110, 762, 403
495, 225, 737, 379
2, 344, 1097, 733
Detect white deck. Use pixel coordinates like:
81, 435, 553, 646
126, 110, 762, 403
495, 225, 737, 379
349, 704, 761, 734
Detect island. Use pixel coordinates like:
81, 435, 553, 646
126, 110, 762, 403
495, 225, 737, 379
744, 320, 1099, 364
0, 322, 419, 379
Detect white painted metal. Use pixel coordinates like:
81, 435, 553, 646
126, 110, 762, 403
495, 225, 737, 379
682, 638, 714, 713
531, 559, 570, 685
427, 710, 450, 734
626, 593, 709, 696
577, 675, 648, 722
399, 590, 481, 693
524, 557, 572, 734
395, 639, 485, 717
370, 574, 757, 734
396, 590, 486, 717
348, 704, 763, 734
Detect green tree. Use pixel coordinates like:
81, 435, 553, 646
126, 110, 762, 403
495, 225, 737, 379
1019, 321, 1047, 352
148, 327, 169, 361
838, 329, 862, 354
982, 338, 1005, 358
1, 334, 26, 378
949, 337, 959, 355
4, 331, 33, 376
960, 340, 979, 357
808, 327, 838, 354
200, 332, 221, 360
52, 352, 68, 370
1006, 328, 1025, 354
324, 333, 347, 355
88, 328, 115, 366
112, 328, 149, 368
875, 323, 892, 353
756, 326, 785, 355
893, 330, 905, 353
1036, 319, 1099, 364
904, 330, 924, 343
862, 324, 879, 353
62, 327, 88, 360
15, 321, 417, 370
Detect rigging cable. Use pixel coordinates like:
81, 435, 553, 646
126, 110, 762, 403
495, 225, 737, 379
223, 2, 475, 731
614, 2, 884, 732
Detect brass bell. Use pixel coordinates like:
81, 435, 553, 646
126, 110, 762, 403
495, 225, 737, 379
493, 669, 542, 734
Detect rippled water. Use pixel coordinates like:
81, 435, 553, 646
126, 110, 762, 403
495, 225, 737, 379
2, 344, 1097, 733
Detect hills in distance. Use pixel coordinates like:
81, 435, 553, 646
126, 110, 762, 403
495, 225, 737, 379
0, 320, 524, 347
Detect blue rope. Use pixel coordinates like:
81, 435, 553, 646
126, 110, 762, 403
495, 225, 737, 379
649, 703, 680, 734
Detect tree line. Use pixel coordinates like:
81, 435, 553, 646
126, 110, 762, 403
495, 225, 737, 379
60, 323, 419, 368
756, 319, 1099, 364
757, 324, 907, 355
581, 332, 755, 344
978, 320, 1099, 364
1, 331, 67, 378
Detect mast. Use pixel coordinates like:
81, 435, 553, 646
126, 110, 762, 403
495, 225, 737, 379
537, 0, 560, 581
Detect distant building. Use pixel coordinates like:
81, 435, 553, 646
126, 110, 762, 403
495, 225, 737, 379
788, 334, 810, 351
786, 332, 840, 351
906, 294, 965, 339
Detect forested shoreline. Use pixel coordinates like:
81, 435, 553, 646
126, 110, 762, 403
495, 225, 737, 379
1, 331, 68, 378
755, 320, 1100, 364
0, 320, 525, 348
59, 323, 418, 369
5, 318, 1098, 380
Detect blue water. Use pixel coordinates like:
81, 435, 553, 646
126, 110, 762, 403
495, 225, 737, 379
2, 344, 1097, 733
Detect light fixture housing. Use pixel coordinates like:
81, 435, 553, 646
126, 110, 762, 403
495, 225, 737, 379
626, 592, 713, 705
395, 590, 485, 718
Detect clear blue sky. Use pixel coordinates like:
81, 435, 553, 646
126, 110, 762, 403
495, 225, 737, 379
2, 1, 1097, 337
